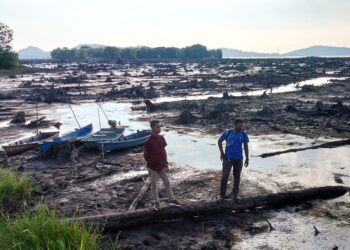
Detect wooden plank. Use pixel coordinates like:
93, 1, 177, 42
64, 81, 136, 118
128, 178, 151, 211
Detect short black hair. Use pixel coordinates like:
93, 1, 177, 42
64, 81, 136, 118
234, 118, 243, 125
150, 120, 160, 128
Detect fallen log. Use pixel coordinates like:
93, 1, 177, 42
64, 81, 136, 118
128, 178, 151, 211
76, 186, 348, 231
259, 139, 350, 158
26, 116, 46, 128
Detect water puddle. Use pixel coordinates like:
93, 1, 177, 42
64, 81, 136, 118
234, 210, 350, 249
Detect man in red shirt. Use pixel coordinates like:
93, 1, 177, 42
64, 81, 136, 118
144, 120, 181, 209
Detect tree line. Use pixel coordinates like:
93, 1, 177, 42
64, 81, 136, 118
51, 44, 222, 61
0, 22, 19, 69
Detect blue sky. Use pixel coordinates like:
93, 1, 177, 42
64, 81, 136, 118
1, 0, 349, 52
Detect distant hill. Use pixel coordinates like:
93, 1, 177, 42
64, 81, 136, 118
18, 44, 350, 60
74, 44, 106, 49
18, 46, 51, 60
283, 45, 350, 57
221, 48, 278, 58
222, 45, 350, 58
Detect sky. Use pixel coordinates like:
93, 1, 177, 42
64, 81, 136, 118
0, 0, 349, 53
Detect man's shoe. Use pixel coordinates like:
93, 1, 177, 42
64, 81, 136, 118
154, 201, 160, 210
233, 195, 241, 203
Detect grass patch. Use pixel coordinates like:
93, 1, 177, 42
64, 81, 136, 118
0, 205, 100, 250
0, 168, 32, 213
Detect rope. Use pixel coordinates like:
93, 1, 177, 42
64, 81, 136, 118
58, 83, 81, 128
97, 108, 101, 130
97, 103, 109, 122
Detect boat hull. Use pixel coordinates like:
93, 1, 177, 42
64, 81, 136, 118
2, 132, 59, 156
97, 130, 151, 153
84, 128, 125, 149
39, 124, 93, 152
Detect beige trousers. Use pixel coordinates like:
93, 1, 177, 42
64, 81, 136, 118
147, 168, 175, 202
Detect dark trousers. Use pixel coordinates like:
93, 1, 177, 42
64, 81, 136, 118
220, 158, 243, 197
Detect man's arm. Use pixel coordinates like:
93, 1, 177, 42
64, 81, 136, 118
244, 143, 249, 167
218, 139, 226, 161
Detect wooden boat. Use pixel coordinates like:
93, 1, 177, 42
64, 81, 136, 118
97, 130, 151, 153
39, 123, 93, 152
83, 127, 125, 149
2, 131, 59, 156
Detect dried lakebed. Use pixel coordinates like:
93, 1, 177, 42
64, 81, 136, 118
0, 62, 350, 249
2, 100, 350, 249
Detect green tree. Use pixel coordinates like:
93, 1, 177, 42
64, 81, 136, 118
0, 22, 13, 52
120, 48, 136, 60
51, 47, 76, 61
0, 22, 19, 69
181, 44, 208, 59
101, 46, 120, 60
0, 49, 19, 69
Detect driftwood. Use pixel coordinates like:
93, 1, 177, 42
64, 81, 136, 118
26, 116, 46, 128
128, 178, 151, 211
77, 186, 348, 231
75, 169, 117, 183
259, 139, 350, 158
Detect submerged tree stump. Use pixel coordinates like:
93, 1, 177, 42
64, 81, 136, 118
76, 186, 348, 231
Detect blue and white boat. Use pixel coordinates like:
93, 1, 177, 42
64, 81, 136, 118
39, 123, 93, 152
97, 129, 151, 153
83, 127, 125, 149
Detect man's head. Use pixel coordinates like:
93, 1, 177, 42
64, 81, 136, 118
234, 118, 243, 131
150, 120, 161, 134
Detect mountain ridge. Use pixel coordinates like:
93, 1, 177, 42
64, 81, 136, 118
222, 45, 350, 58
18, 45, 350, 59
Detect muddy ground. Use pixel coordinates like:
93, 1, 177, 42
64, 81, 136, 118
142, 77, 350, 139
0, 59, 350, 249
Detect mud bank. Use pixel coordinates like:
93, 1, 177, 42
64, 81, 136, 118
1, 59, 350, 249
142, 77, 350, 139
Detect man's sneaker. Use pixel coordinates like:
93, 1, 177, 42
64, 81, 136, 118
233, 195, 241, 203
169, 199, 183, 207
153, 201, 160, 210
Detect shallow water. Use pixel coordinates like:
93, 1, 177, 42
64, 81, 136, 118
153, 77, 346, 103
234, 209, 350, 250
36, 101, 350, 191
2, 99, 349, 248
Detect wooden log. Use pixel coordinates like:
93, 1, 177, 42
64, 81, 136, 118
128, 178, 151, 211
77, 186, 348, 231
26, 116, 46, 128
259, 139, 350, 158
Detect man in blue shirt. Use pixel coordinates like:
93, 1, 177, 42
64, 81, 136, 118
218, 118, 249, 202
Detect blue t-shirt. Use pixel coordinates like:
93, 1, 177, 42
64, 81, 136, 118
219, 129, 249, 160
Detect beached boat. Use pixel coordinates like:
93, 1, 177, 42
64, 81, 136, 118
83, 127, 125, 149
2, 131, 59, 156
39, 123, 93, 152
97, 129, 151, 153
